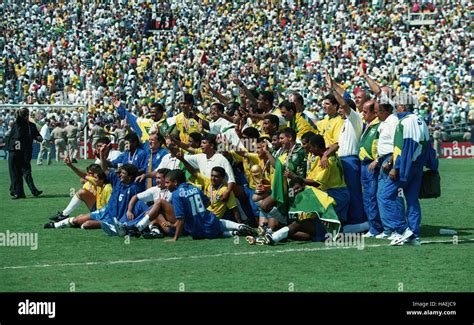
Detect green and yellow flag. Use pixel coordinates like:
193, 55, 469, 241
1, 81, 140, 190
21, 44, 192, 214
289, 187, 341, 239
271, 158, 289, 214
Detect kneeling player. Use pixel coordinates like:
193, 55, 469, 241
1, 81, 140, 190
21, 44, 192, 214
123, 168, 172, 239
247, 177, 340, 245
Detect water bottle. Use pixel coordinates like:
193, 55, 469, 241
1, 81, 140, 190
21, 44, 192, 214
439, 229, 457, 235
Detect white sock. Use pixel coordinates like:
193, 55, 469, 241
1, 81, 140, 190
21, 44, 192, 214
62, 195, 82, 216
272, 226, 289, 243
221, 230, 234, 238
220, 219, 240, 231
55, 218, 73, 229
136, 215, 151, 231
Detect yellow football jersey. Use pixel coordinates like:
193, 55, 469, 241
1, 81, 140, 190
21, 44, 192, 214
316, 114, 344, 146
306, 155, 346, 191
195, 173, 236, 218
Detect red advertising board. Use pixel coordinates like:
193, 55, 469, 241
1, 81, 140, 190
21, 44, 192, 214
441, 142, 474, 158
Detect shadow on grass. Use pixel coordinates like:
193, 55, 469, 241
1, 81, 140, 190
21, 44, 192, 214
421, 225, 473, 237
29, 194, 72, 199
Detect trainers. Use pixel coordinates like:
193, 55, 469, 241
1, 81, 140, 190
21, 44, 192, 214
142, 226, 163, 239
237, 224, 256, 236
390, 228, 414, 246
362, 231, 376, 238
143, 230, 164, 239
246, 236, 267, 245
43, 222, 55, 229
125, 225, 142, 238
113, 218, 127, 237
262, 233, 275, 245
375, 232, 389, 239
387, 232, 398, 240
49, 211, 68, 222
33, 190, 43, 197
406, 237, 421, 246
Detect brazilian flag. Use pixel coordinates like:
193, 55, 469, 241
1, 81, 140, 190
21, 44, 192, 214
289, 187, 341, 239
159, 120, 179, 138
271, 159, 289, 214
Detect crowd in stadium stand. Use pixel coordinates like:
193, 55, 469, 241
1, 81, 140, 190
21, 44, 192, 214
0, 1, 472, 136
1, 1, 471, 245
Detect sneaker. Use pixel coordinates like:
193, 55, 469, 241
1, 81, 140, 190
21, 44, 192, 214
387, 232, 398, 240
406, 237, 421, 246
362, 231, 376, 238
143, 229, 164, 239
257, 225, 273, 236
246, 236, 267, 245
236, 224, 256, 236
43, 222, 55, 229
49, 211, 68, 222
113, 218, 127, 237
375, 232, 389, 239
125, 225, 142, 238
390, 228, 414, 246
262, 233, 275, 245
32, 190, 43, 197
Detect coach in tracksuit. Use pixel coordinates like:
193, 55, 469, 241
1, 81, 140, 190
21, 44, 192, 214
359, 100, 384, 237
381, 96, 438, 246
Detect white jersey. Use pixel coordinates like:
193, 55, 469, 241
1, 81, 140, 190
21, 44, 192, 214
136, 186, 172, 203
184, 152, 235, 183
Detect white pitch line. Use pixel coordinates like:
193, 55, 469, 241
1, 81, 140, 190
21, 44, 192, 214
0, 238, 471, 271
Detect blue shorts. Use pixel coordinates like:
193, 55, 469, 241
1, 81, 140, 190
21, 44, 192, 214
90, 206, 109, 221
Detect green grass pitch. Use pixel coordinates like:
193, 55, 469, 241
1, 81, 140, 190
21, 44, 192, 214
0, 159, 473, 292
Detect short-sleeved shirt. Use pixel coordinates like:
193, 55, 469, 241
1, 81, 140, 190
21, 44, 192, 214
136, 186, 172, 203
230, 151, 270, 190
195, 173, 236, 219
106, 169, 141, 222
184, 152, 235, 184
171, 182, 222, 239
277, 143, 307, 178
306, 154, 346, 191
316, 114, 344, 147
81, 176, 113, 209
338, 109, 363, 157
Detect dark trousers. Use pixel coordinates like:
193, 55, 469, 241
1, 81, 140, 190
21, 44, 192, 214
9, 151, 25, 196
8, 150, 38, 196
22, 151, 39, 194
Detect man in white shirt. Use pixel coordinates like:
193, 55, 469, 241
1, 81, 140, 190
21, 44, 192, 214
183, 133, 235, 202
375, 103, 405, 239
325, 73, 368, 233
37, 119, 52, 165
337, 97, 368, 233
